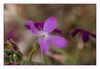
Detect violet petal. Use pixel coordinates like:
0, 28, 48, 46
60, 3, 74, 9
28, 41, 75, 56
43, 16, 57, 33
38, 37, 49, 54
26, 20, 41, 36
49, 35, 67, 48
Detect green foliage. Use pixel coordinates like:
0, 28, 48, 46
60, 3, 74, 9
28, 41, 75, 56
4, 39, 22, 65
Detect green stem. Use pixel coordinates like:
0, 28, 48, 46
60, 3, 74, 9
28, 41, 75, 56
28, 40, 47, 64
29, 48, 35, 62
28, 41, 37, 62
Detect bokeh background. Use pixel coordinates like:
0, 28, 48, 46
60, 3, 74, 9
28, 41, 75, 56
4, 4, 96, 65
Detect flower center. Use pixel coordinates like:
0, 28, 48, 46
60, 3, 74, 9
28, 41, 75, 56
41, 32, 48, 38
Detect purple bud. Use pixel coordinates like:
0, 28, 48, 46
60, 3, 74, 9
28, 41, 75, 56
82, 32, 89, 43
71, 28, 96, 43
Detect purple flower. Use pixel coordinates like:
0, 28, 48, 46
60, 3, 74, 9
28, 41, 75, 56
25, 16, 67, 54
71, 29, 96, 43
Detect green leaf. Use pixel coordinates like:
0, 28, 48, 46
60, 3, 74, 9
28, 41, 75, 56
9, 55, 14, 63
4, 49, 14, 55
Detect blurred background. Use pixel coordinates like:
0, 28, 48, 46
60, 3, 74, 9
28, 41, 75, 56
4, 4, 96, 65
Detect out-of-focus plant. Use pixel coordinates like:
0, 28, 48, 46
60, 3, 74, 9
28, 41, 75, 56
71, 28, 96, 43
71, 28, 96, 64
4, 39, 22, 65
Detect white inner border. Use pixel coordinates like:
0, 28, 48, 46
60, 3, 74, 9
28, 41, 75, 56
0, 0, 100, 69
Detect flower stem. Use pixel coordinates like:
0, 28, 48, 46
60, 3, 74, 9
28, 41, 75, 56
29, 48, 35, 62
74, 37, 84, 64
28, 41, 37, 62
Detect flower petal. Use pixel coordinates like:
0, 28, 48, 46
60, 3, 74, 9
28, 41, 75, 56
25, 20, 40, 36
38, 37, 49, 54
82, 32, 89, 43
43, 16, 57, 33
49, 35, 67, 48
34, 22, 44, 30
